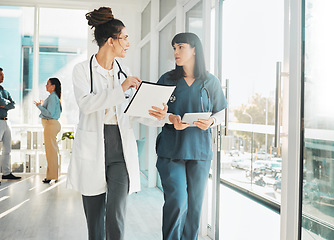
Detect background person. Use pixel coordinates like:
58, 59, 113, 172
34, 78, 62, 184
66, 7, 167, 240
156, 32, 228, 240
0, 67, 21, 181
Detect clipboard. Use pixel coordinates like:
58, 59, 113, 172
124, 81, 176, 119
181, 112, 212, 126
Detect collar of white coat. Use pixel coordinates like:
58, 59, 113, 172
91, 54, 118, 78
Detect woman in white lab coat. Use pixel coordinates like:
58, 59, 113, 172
66, 7, 167, 240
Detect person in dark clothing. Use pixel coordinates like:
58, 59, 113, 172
0, 67, 21, 183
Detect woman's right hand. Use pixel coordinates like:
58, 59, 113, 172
169, 114, 189, 130
121, 76, 141, 92
33, 100, 43, 106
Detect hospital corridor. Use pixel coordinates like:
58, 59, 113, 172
0, 0, 333, 239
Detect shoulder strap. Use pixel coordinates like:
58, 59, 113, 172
89, 55, 94, 93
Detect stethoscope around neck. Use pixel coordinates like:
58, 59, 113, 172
89, 54, 128, 93
169, 82, 211, 112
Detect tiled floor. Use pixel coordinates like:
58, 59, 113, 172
7, 172, 327, 240
0, 174, 208, 240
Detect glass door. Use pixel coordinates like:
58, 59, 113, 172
216, 0, 284, 239
220, 0, 284, 201
301, 0, 334, 239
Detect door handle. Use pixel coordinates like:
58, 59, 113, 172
221, 79, 229, 136
224, 79, 229, 136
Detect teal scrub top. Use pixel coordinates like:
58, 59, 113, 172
156, 71, 227, 161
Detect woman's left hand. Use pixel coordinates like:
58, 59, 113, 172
193, 117, 214, 130
149, 103, 168, 120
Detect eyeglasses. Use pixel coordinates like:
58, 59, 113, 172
117, 36, 129, 42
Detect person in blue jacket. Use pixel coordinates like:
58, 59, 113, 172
34, 78, 62, 184
156, 32, 227, 240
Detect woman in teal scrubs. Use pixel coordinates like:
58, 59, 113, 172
156, 32, 227, 240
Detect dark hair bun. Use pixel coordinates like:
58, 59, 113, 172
86, 7, 114, 28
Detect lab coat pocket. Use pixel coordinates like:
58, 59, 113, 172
123, 128, 138, 161
73, 128, 98, 161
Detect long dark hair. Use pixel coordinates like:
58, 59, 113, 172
49, 77, 62, 111
86, 7, 125, 47
169, 32, 208, 81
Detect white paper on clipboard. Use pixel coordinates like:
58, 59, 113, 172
124, 81, 175, 119
181, 112, 212, 126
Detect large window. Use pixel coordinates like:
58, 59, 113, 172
38, 8, 87, 125
219, 0, 284, 206
0, 6, 34, 125
0, 5, 87, 174
302, 0, 334, 238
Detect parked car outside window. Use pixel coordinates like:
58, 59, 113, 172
264, 161, 282, 177
273, 173, 281, 191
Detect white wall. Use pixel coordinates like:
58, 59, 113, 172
86, 3, 141, 75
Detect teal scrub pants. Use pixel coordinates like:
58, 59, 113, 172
157, 157, 212, 240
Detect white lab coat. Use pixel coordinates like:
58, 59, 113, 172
67, 56, 161, 196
